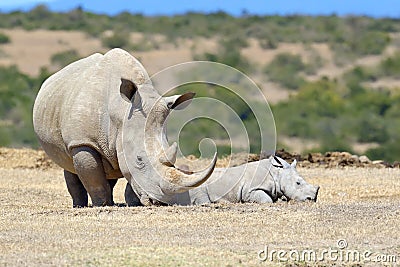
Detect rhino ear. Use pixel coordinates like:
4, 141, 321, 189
273, 156, 291, 169
272, 156, 283, 168
120, 78, 138, 102
291, 159, 297, 168
164, 92, 195, 110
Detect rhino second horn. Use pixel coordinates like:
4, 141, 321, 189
161, 152, 217, 193
159, 142, 178, 167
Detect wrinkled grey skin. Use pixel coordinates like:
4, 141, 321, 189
166, 156, 320, 205
33, 48, 216, 207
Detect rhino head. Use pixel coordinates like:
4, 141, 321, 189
117, 77, 217, 205
271, 156, 319, 202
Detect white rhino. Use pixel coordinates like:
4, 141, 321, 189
130, 155, 318, 205
33, 48, 216, 207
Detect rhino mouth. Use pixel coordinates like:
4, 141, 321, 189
306, 186, 320, 202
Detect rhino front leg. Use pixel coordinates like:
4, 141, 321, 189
124, 183, 142, 206
64, 170, 88, 207
108, 179, 118, 205
71, 146, 113, 206
248, 190, 273, 204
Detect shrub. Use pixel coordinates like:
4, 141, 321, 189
194, 37, 252, 73
378, 52, 400, 78
50, 49, 80, 68
366, 140, 400, 162
264, 53, 310, 90
101, 31, 130, 49
0, 32, 10, 44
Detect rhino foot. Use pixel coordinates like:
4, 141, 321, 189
64, 170, 88, 208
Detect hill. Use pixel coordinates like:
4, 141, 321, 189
0, 5, 399, 161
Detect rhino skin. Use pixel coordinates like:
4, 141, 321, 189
33, 48, 216, 207
161, 156, 319, 205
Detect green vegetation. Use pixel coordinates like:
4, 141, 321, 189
264, 53, 308, 90
0, 66, 49, 147
0, 32, 10, 44
0, 6, 399, 161
50, 49, 80, 68
194, 35, 252, 73
166, 82, 264, 158
101, 30, 130, 49
0, 6, 397, 61
272, 78, 399, 162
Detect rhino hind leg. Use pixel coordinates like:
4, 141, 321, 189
248, 190, 273, 204
71, 146, 113, 207
64, 170, 88, 208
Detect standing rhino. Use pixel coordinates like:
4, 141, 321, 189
33, 48, 216, 207
157, 156, 319, 205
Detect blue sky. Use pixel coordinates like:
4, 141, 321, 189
0, 0, 399, 18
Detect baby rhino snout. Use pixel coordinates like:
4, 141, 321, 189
307, 185, 320, 202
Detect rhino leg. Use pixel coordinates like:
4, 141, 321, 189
124, 183, 142, 206
71, 146, 113, 206
64, 170, 88, 208
248, 190, 273, 204
107, 179, 118, 205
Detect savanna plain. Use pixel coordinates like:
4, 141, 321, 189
0, 149, 399, 266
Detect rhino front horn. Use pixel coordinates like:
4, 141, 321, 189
161, 152, 217, 193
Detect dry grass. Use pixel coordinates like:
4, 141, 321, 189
0, 158, 399, 266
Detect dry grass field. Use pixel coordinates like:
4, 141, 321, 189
0, 149, 399, 266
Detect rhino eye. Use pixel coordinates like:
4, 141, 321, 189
296, 181, 301, 185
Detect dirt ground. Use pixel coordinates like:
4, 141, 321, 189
0, 149, 399, 266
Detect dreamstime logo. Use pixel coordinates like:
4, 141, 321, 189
257, 239, 398, 264
122, 61, 276, 204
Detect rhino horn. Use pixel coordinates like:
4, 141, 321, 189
159, 142, 178, 167
160, 152, 217, 193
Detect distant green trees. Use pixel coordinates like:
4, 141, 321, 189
264, 53, 308, 90
50, 49, 80, 68
272, 77, 399, 162
194, 35, 251, 73
165, 82, 263, 157
0, 6, 396, 60
101, 31, 130, 49
0, 66, 49, 147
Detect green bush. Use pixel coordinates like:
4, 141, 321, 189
264, 53, 309, 90
0, 32, 10, 44
378, 52, 400, 78
130, 35, 160, 52
194, 36, 252, 73
366, 140, 400, 163
101, 31, 130, 49
50, 49, 80, 68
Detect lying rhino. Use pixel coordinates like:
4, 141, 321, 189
158, 156, 319, 205
33, 48, 216, 207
